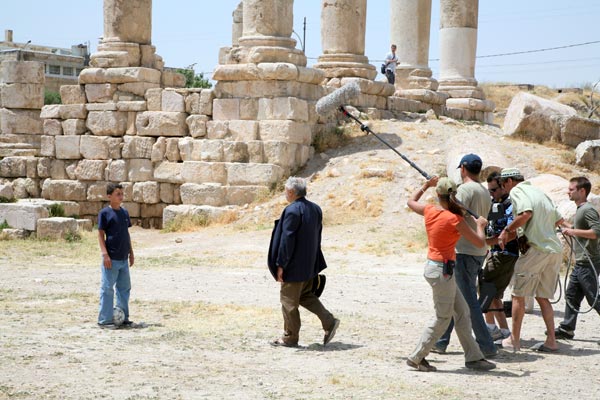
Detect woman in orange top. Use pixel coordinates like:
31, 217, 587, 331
405, 176, 496, 372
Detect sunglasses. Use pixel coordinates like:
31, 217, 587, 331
488, 187, 500, 193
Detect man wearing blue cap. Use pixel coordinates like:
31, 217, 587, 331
434, 154, 497, 357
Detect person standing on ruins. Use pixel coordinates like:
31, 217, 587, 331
384, 44, 399, 84
406, 176, 495, 371
268, 177, 339, 347
97, 183, 135, 329
434, 154, 497, 358
497, 168, 563, 352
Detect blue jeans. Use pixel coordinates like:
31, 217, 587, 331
435, 254, 496, 354
98, 258, 131, 324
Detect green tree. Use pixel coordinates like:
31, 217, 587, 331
177, 69, 212, 89
44, 89, 61, 105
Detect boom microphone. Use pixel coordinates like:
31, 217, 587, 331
314, 80, 439, 184
315, 82, 361, 116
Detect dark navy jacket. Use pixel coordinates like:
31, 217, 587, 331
268, 197, 327, 282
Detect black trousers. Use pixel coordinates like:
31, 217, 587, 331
560, 266, 600, 331
385, 69, 395, 85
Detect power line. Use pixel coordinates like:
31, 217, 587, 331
310, 39, 600, 64
429, 40, 600, 61
477, 57, 600, 68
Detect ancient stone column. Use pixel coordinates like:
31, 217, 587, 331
390, 0, 437, 90
236, 0, 306, 66
232, 2, 243, 46
438, 0, 494, 122
438, 0, 480, 94
102, 0, 152, 44
314, 0, 376, 80
91, 0, 161, 69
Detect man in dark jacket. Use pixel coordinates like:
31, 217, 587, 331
268, 177, 340, 347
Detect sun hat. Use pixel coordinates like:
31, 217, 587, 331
436, 177, 457, 195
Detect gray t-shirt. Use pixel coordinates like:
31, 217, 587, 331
573, 202, 600, 267
456, 181, 491, 256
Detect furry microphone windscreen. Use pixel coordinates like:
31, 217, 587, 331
315, 82, 361, 116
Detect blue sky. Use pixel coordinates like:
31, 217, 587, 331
1, 0, 599, 87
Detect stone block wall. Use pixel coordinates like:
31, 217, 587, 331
0, 61, 44, 157
29, 79, 290, 227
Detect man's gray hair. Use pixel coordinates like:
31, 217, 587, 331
285, 176, 307, 197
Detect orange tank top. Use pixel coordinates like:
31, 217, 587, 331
424, 204, 462, 262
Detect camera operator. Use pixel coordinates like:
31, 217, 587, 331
480, 171, 519, 342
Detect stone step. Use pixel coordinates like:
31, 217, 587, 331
0, 133, 42, 146
162, 204, 238, 227
179, 183, 270, 207
0, 142, 38, 157
0, 148, 38, 157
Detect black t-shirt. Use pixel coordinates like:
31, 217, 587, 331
98, 206, 132, 260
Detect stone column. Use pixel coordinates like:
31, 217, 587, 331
438, 0, 494, 122
438, 0, 481, 95
232, 2, 243, 46
102, 0, 152, 44
390, 0, 437, 90
91, 0, 162, 70
235, 0, 306, 66
314, 0, 376, 80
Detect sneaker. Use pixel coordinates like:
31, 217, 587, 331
488, 325, 504, 341
97, 323, 116, 330
122, 320, 134, 326
323, 318, 340, 346
430, 345, 447, 354
554, 327, 574, 340
407, 358, 437, 372
465, 359, 496, 371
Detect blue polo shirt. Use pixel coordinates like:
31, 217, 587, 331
98, 206, 132, 260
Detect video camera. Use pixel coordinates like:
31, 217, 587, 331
486, 202, 507, 238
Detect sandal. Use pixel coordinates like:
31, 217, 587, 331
270, 338, 298, 348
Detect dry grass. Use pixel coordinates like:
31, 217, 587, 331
324, 191, 384, 225
359, 168, 395, 181
532, 158, 574, 178
481, 84, 521, 111
312, 121, 369, 155
0, 230, 98, 265
162, 210, 239, 233
396, 226, 428, 253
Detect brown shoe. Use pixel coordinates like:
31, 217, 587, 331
323, 318, 340, 345
406, 358, 437, 372
465, 359, 496, 371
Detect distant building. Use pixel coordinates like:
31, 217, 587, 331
0, 29, 89, 92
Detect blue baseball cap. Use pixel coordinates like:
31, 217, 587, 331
457, 153, 483, 173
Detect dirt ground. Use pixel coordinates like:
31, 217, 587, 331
1, 118, 600, 399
